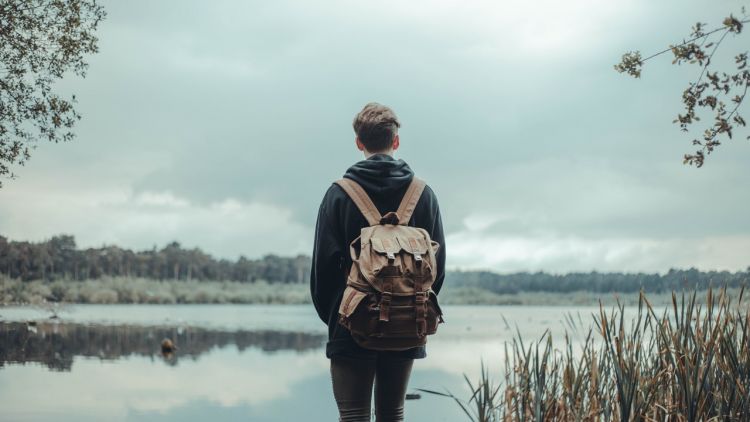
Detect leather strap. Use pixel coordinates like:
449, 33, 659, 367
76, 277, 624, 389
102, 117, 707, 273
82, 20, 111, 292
335, 177, 426, 226
379, 279, 393, 322
414, 276, 427, 337
396, 178, 426, 225
335, 178, 382, 226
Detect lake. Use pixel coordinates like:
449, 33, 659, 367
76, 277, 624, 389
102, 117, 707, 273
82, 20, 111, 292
0, 304, 606, 421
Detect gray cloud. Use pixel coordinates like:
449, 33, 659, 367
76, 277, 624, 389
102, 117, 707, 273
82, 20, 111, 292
1, 0, 748, 272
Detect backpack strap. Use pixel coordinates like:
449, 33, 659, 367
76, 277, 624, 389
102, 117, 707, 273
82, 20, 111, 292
396, 177, 426, 225
335, 178, 382, 226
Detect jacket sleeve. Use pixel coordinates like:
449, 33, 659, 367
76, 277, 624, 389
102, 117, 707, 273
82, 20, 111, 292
310, 187, 345, 324
427, 187, 446, 295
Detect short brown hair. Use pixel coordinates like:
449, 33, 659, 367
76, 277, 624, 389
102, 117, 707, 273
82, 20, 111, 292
352, 102, 401, 152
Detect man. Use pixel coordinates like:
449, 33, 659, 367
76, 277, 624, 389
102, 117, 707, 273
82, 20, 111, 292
310, 102, 446, 421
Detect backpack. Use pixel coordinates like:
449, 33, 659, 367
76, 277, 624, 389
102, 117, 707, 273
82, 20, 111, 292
335, 176, 445, 351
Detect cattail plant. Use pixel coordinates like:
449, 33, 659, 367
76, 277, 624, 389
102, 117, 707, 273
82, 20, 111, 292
420, 286, 749, 421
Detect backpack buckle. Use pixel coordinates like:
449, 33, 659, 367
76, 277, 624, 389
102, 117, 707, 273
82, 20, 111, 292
415, 291, 427, 304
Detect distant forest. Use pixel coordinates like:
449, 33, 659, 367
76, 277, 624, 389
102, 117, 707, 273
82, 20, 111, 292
0, 235, 310, 283
1, 235, 748, 294
449, 268, 750, 295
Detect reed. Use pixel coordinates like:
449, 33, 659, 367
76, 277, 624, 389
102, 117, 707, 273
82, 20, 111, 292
420, 287, 750, 421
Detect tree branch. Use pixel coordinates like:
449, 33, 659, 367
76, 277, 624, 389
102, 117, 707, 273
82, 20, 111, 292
641, 20, 750, 63
690, 29, 730, 91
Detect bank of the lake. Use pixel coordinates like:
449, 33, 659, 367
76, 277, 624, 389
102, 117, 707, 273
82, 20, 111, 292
2, 276, 744, 307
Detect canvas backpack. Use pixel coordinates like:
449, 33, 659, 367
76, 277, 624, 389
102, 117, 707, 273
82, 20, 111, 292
335, 176, 445, 351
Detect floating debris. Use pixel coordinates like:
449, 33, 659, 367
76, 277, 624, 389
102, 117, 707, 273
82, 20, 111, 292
161, 338, 177, 354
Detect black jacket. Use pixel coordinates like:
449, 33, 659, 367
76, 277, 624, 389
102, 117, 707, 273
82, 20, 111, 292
310, 153, 446, 359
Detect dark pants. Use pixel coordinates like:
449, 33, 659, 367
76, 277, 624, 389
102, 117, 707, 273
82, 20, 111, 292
330, 354, 414, 422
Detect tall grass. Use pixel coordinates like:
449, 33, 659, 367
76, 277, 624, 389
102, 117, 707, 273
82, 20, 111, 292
0, 277, 311, 305
420, 287, 750, 421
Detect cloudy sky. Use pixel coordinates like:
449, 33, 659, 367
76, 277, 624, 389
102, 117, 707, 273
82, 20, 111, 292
1, 0, 748, 273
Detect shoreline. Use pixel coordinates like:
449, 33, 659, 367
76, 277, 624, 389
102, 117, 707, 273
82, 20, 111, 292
2, 276, 743, 307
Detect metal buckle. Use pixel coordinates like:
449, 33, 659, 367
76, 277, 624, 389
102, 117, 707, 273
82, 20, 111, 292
415, 291, 426, 303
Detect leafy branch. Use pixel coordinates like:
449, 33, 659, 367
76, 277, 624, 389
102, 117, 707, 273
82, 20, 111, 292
615, 10, 750, 167
0, 0, 106, 187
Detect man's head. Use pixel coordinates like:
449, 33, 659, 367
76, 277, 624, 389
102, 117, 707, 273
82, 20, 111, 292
352, 102, 400, 156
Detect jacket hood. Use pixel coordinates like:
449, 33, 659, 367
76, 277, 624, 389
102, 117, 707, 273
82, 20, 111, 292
343, 153, 414, 195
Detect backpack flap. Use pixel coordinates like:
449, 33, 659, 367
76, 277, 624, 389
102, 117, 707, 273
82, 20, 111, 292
397, 233, 438, 281
397, 235, 428, 254
370, 236, 401, 261
366, 236, 404, 292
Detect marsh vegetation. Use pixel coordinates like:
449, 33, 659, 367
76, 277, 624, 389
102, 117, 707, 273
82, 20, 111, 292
422, 287, 750, 421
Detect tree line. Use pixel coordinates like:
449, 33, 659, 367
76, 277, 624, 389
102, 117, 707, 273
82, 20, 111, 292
0, 235, 310, 283
448, 267, 750, 294
1, 234, 747, 293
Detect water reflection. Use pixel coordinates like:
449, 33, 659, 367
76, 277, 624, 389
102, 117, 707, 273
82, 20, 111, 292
0, 305, 608, 421
0, 321, 326, 371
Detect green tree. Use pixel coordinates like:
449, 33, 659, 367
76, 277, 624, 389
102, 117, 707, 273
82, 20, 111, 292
616, 9, 750, 167
0, 0, 105, 187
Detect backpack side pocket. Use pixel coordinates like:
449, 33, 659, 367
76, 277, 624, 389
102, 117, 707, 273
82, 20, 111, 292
338, 285, 378, 337
426, 289, 445, 335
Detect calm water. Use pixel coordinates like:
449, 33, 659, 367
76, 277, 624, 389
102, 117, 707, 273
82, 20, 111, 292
0, 304, 604, 422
